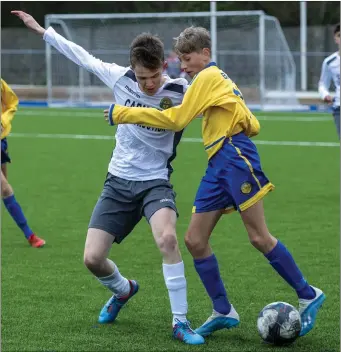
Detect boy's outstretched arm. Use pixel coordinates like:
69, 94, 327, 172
108, 70, 219, 131
12, 10, 124, 90
11, 10, 45, 35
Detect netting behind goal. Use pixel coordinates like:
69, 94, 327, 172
45, 12, 299, 109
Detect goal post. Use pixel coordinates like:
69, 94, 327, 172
45, 11, 299, 110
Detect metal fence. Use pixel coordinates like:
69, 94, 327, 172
1, 22, 337, 91
1, 49, 333, 89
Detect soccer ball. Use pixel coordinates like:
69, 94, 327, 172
257, 302, 301, 346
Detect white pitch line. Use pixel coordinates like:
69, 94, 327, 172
9, 132, 340, 147
16, 110, 332, 122
254, 140, 339, 147
183, 137, 339, 147
10, 133, 115, 140
18, 110, 100, 118
257, 116, 331, 122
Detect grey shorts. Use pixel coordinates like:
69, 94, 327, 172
88, 173, 178, 244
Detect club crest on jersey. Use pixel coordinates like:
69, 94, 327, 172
160, 97, 173, 110
241, 182, 252, 194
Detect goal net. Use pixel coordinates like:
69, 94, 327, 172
45, 11, 299, 110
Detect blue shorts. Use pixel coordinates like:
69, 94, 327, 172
1, 138, 11, 164
193, 132, 274, 214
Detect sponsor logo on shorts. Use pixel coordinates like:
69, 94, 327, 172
241, 182, 252, 194
160, 198, 175, 204
160, 97, 173, 110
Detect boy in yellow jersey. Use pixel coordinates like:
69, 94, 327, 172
105, 27, 325, 338
1, 79, 45, 247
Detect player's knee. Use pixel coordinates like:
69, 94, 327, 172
248, 231, 275, 253
157, 232, 178, 255
249, 235, 265, 250
1, 180, 13, 198
185, 231, 206, 256
83, 250, 104, 271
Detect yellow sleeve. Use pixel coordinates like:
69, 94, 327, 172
111, 69, 220, 131
1, 79, 19, 128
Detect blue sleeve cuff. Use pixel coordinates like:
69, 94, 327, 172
108, 103, 115, 126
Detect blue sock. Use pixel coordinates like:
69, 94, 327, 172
194, 254, 231, 315
3, 194, 34, 239
265, 240, 315, 300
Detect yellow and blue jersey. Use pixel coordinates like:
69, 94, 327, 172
111, 62, 260, 160
110, 62, 273, 213
1, 79, 19, 140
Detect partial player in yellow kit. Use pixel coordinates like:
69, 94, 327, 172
107, 26, 325, 338
1, 79, 45, 247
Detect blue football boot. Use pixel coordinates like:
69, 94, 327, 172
98, 280, 139, 324
195, 305, 240, 337
299, 285, 325, 336
173, 319, 205, 345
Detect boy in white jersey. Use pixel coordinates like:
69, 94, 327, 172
13, 10, 204, 345
318, 23, 340, 139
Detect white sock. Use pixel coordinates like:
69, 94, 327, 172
98, 260, 130, 298
163, 261, 188, 326
213, 309, 228, 317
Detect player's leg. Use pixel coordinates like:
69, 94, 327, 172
186, 211, 240, 337
240, 200, 314, 295
86, 173, 141, 324
1, 169, 45, 247
84, 227, 138, 324
332, 106, 340, 139
1, 162, 8, 178
225, 132, 325, 337
186, 210, 225, 310
240, 200, 325, 336
185, 172, 240, 337
150, 208, 181, 263
84, 228, 123, 278
143, 181, 204, 344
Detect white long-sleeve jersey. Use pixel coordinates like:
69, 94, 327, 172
318, 52, 340, 108
44, 27, 188, 181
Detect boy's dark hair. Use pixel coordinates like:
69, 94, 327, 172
130, 33, 164, 69
173, 26, 211, 55
334, 23, 340, 34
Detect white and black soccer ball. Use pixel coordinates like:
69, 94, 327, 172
257, 302, 301, 346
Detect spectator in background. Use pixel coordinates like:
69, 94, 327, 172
318, 23, 340, 139
164, 51, 187, 79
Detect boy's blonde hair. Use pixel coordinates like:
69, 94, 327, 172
173, 26, 211, 55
